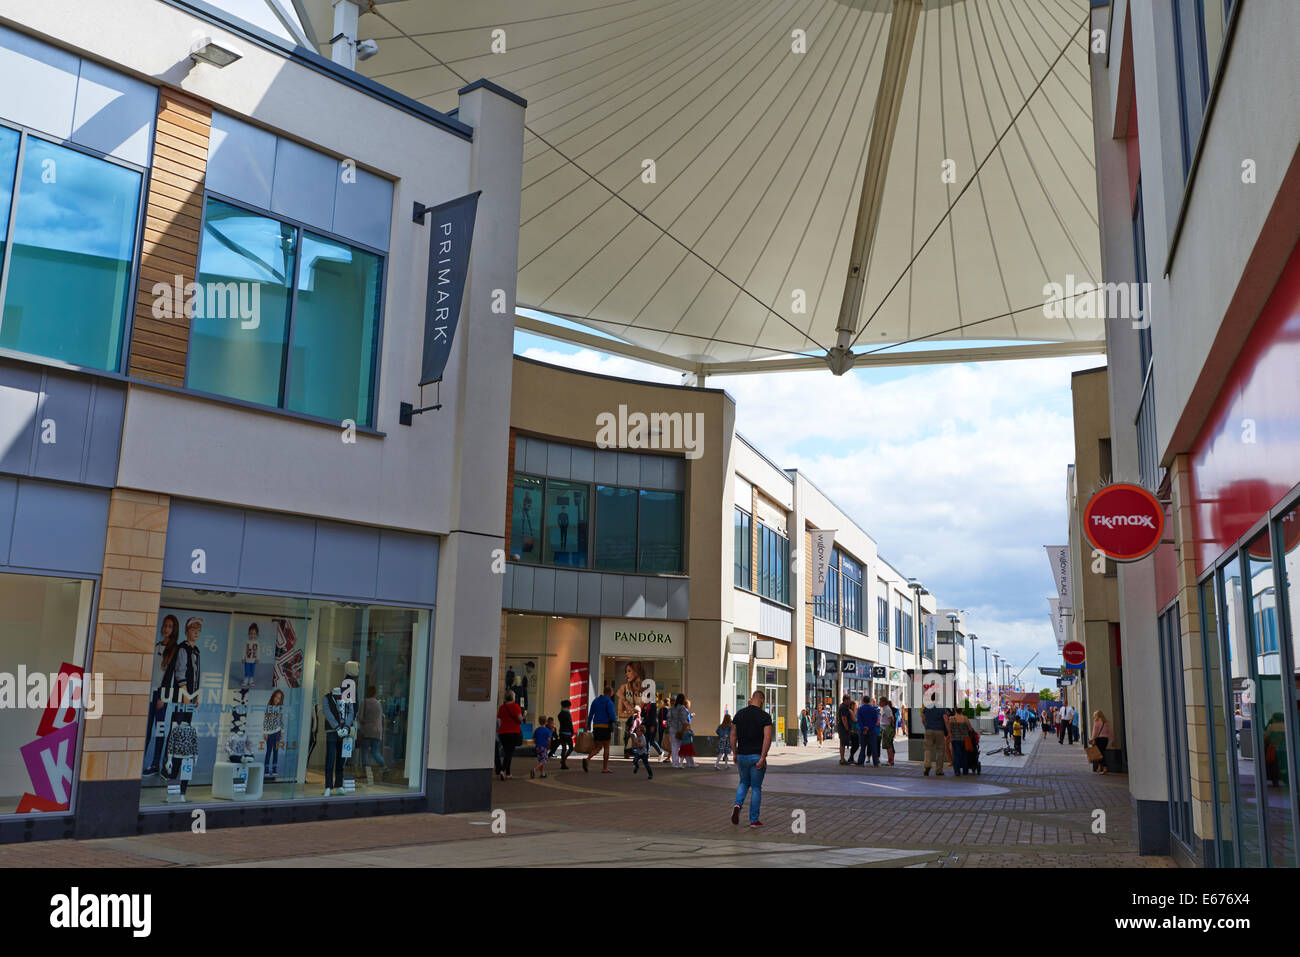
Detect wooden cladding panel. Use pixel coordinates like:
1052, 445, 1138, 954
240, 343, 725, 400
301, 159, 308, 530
129, 91, 211, 387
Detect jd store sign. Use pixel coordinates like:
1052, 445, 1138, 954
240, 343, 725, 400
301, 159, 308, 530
599, 619, 685, 658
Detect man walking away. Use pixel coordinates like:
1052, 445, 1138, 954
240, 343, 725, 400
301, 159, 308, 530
922, 702, 948, 776
1058, 704, 1070, 744
837, 694, 856, 766
583, 685, 617, 773
730, 690, 774, 828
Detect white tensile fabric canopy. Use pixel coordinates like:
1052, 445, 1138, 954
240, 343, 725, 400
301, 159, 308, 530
296, 0, 1103, 373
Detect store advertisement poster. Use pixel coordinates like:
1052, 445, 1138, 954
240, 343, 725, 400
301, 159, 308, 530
145, 610, 231, 787
568, 662, 588, 728
225, 615, 303, 773
15, 660, 85, 812
610, 659, 658, 723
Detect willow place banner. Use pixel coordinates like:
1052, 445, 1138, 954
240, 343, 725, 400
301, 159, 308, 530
419, 191, 481, 386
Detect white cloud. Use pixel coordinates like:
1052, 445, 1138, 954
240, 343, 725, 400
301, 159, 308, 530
514, 338, 1103, 677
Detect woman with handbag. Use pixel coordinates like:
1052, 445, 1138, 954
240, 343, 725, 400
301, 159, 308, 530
1089, 711, 1113, 774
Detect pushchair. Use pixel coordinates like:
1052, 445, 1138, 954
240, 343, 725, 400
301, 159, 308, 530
966, 729, 982, 774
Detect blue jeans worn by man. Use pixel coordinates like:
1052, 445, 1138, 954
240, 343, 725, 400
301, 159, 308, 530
734, 752, 767, 824
856, 727, 880, 766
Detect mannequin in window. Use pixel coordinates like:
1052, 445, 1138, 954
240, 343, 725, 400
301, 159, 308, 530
322, 662, 359, 795
160, 617, 202, 783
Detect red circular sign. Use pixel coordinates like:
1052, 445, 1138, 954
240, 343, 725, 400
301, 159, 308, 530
1063, 641, 1086, 666
1083, 483, 1165, 561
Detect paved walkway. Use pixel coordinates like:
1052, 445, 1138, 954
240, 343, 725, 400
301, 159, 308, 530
0, 729, 1174, 868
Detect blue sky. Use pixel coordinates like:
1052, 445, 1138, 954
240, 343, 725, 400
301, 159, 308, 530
515, 323, 1103, 690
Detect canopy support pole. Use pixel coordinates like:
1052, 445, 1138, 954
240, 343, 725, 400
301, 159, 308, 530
828, 0, 924, 375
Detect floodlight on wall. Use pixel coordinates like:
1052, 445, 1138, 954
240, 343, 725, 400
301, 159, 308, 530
190, 35, 243, 68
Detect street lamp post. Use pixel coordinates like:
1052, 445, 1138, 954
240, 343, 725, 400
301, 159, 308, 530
968, 633, 978, 705
982, 645, 990, 707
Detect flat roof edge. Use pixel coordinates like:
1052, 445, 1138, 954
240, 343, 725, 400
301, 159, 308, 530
160, 0, 473, 141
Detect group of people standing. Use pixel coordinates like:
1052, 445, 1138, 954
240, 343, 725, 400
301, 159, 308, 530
830, 694, 900, 767
920, 704, 982, 775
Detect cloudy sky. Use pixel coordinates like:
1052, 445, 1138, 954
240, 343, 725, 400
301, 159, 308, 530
515, 328, 1102, 691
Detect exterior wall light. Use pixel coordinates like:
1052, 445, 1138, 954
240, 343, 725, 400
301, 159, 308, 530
190, 36, 243, 68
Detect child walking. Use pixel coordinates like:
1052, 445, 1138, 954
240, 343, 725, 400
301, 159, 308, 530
678, 720, 697, 768
530, 716, 552, 778
629, 725, 653, 779
1012, 717, 1023, 755
714, 714, 733, 769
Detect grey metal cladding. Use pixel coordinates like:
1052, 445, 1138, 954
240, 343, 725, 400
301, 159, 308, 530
600, 574, 623, 617
0, 362, 40, 475
531, 566, 556, 613
553, 568, 579, 615
163, 501, 437, 606
31, 371, 93, 483
84, 382, 127, 487
500, 562, 514, 608
270, 137, 337, 234
376, 529, 439, 606
510, 563, 535, 611
616, 452, 638, 487
545, 442, 571, 480
666, 578, 689, 619
638, 455, 662, 491
0, 477, 15, 565
522, 437, 547, 476
0, 361, 126, 487
576, 571, 601, 615
311, 519, 380, 599
71, 58, 155, 166
569, 446, 594, 482
206, 113, 276, 209
593, 449, 618, 484
661, 457, 685, 490
239, 511, 315, 595
621, 576, 645, 618
8, 479, 109, 575
643, 576, 667, 618
163, 499, 246, 589
331, 164, 393, 252
0, 25, 77, 141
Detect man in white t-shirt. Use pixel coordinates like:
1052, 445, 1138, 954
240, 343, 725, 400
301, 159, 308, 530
1058, 704, 1072, 744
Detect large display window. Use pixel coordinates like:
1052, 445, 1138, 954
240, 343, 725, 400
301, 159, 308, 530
139, 588, 429, 807
502, 614, 589, 738
0, 573, 94, 816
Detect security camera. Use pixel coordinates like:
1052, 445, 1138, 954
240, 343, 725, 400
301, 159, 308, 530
356, 38, 379, 61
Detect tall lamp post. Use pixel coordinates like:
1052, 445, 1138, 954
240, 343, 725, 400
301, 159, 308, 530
992, 652, 1000, 706
906, 579, 927, 666
981, 644, 990, 707
967, 633, 978, 705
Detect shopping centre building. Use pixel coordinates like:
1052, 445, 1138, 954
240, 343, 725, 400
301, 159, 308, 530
1089, 0, 1300, 865
0, 0, 523, 840
502, 357, 940, 754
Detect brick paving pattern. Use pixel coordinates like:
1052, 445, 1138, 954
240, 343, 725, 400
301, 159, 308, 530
1, 731, 1176, 867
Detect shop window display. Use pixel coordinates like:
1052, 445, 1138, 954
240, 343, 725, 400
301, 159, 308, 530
603, 656, 682, 745
0, 573, 94, 817
140, 589, 429, 808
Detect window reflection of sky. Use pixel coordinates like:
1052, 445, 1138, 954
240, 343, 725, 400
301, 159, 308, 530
11, 138, 139, 260
298, 233, 357, 294
0, 126, 17, 243
200, 201, 294, 285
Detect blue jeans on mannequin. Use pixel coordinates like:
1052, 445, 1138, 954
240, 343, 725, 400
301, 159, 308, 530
324, 732, 346, 788
264, 731, 281, 775
733, 753, 767, 824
